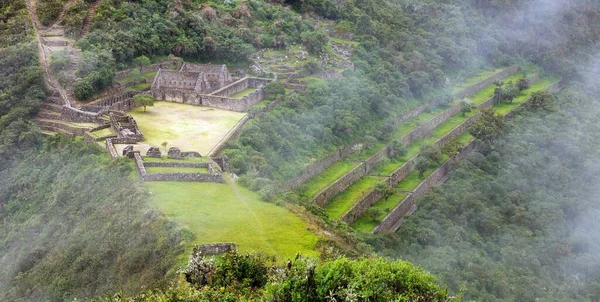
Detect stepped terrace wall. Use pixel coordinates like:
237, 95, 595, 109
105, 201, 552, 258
375, 79, 564, 233
282, 144, 358, 192
284, 67, 519, 194
454, 66, 520, 99
340, 75, 543, 225
311, 98, 467, 207
374, 140, 477, 232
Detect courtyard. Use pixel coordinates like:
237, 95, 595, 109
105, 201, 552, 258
128, 101, 246, 155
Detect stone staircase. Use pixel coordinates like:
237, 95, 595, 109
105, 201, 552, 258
82, 0, 102, 34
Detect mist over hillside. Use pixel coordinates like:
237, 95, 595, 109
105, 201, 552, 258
1, 0, 600, 301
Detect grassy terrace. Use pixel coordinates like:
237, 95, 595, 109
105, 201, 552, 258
117, 71, 157, 84
125, 83, 151, 92
298, 67, 513, 207
468, 71, 525, 105
451, 68, 504, 94
145, 166, 209, 173
147, 180, 319, 259
325, 176, 384, 219
351, 76, 559, 232
300, 161, 360, 198
230, 88, 256, 99
351, 193, 407, 231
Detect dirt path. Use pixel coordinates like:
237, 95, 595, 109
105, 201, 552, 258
82, 0, 102, 35
25, 0, 85, 107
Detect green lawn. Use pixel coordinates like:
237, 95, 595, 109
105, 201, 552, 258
125, 83, 151, 92
90, 127, 114, 138
324, 176, 384, 219
117, 71, 157, 84
351, 193, 407, 232
230, 88, 257, 99
129, 102, 246, 155
494, 78, 559, 115
146, 179, 319, 260
469, 72, 526, 104
145, 166, 209, 173
451, 68, 504, 94
300, 161, 360, 198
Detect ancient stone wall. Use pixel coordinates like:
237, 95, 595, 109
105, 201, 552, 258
312, 163, 368, 207
143, 161, 211, 169
375, 140, 476, 232
143, 172, 224, 182
60, 106, 101, 123
192, 243, 237, 256
454, 66, 520, 99
42, 38, 67, 46
310, 102, 465, 207
208, 115, 251, 156
341, 187, 386, 224
209, 78, 250, 97
282, 145, 358, 192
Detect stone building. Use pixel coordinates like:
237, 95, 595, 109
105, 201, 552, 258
150, 63, 272, 112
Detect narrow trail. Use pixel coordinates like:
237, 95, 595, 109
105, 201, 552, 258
53, 0, 77, 27
82, 0, 102, 35
25, 0, 87, 107
25, 0, 71, 106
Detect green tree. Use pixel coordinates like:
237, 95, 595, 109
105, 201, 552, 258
527, 91, 554, 109
134, 55, 151, 71
420, 143, 442, 164
264, 82, 286, 98
469, 108, 505, 149
366, 208, 383, 222
415, 157, 429, 178
134, 94, 155, 112
300, 30, 328, 54
375, 182, 395, 201
504, 81, 520, 104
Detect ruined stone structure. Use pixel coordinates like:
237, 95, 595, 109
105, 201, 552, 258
109, 111, 143, 141
151, 63, 273, 112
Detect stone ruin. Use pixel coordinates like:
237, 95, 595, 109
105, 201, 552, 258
150, 62, 273, 112
122, 145, 134, 158
168, 147, 181, 159
146, 147, 162, 157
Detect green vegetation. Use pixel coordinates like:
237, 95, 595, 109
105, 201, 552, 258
299, 161, 360, 198
117, 71, 157, 84
369, 85, 600, 300
229, 88, 256, 99
324, 176, 383, 219
125, 82, 151, 92
89, 127, 115, 138
146, 181, 319, 259
129, 102, 245, 155
352, 193, 407, 232
451, 68, 504, 93
0, 137, 186, 301
106, 251, 453, 301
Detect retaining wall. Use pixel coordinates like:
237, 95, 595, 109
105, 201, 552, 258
208, 115, 251, 156
143, 172, 224, 182
375, 79, 564, 233
143, 161, 211, 168
454, 66, 520, 99
282, 145, 358, 192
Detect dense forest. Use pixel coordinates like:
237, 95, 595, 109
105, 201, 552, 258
0, 0, 186, 300
223, 0, 600, 197
369, 81, 600, 300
